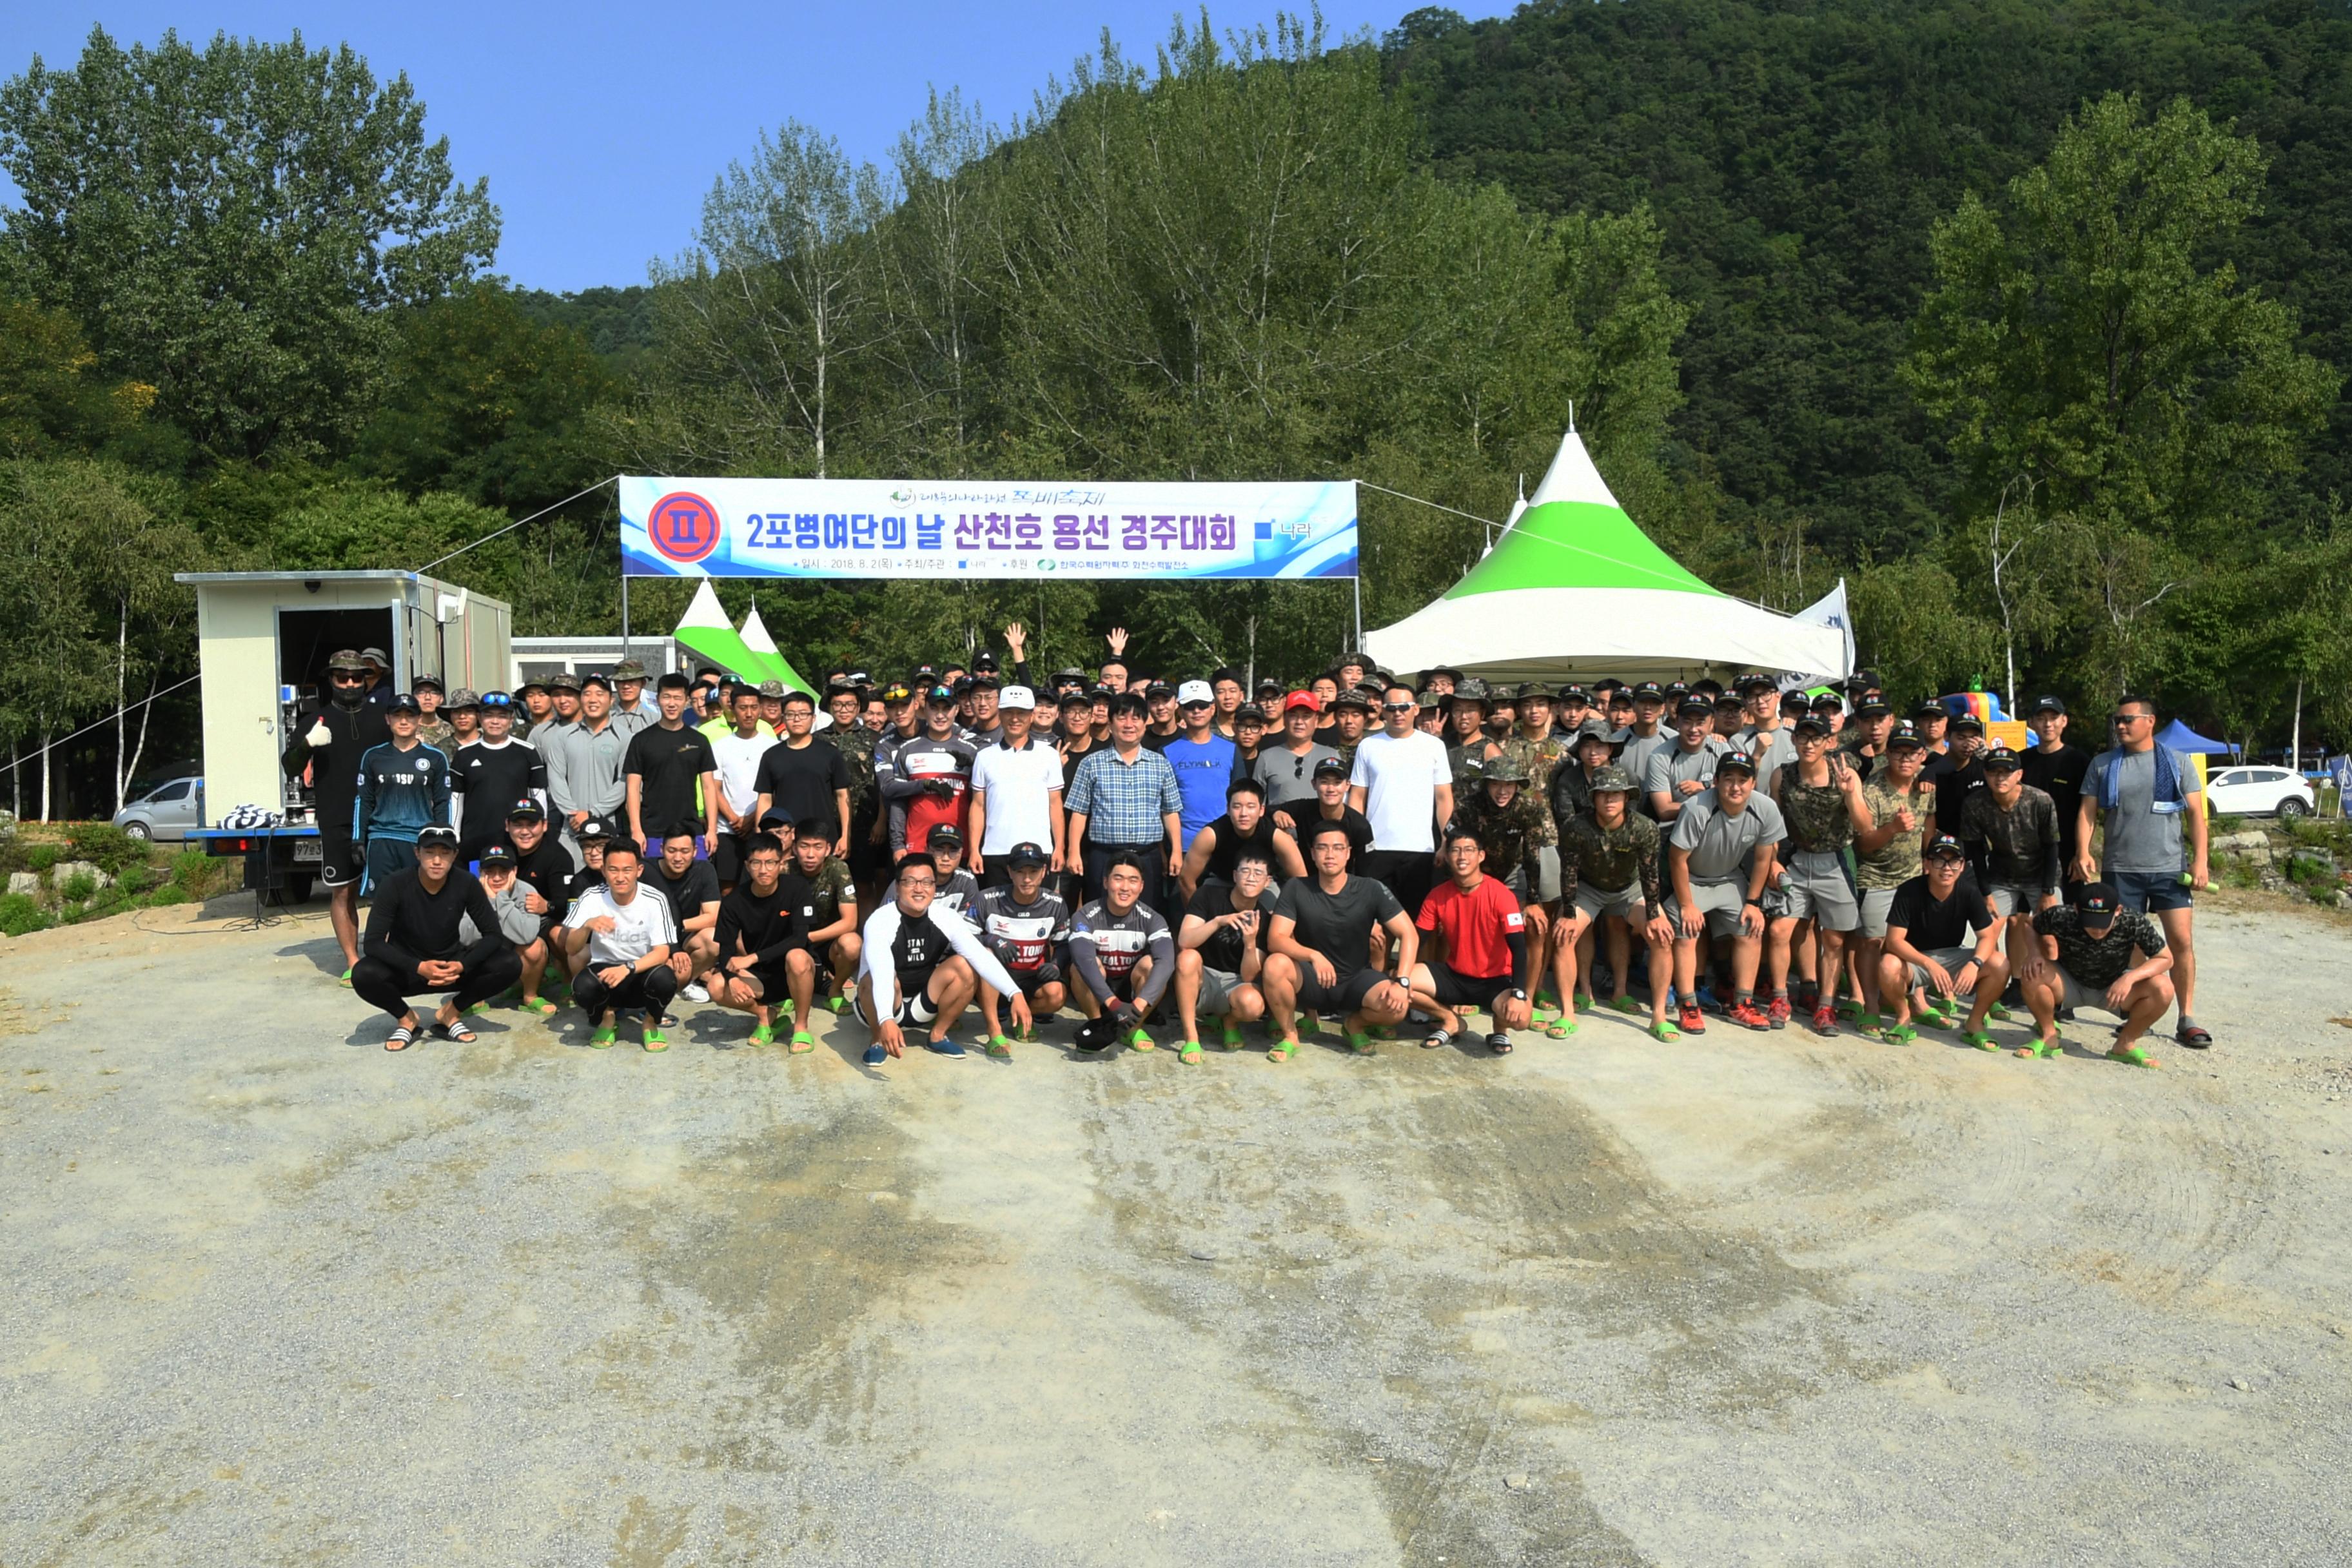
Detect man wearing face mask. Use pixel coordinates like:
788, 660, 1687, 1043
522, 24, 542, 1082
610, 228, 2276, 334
282, 648, 393, 985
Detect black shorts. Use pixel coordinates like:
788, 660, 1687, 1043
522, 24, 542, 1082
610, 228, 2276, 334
854, 977, 939, 1029
1426, 960, 1511, 1010
363, 837, 417, 888
319, 825, 362, 888
999, 961, 1063, 997
710, 832, 751, 886
737, 957, 804, 1002
1294, 966, 1391, 1015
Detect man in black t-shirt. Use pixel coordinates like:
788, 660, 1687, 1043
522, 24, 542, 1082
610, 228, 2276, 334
1173, 848, 1274, 1059
709, 831, 821, 1050
451, 694, 547, 860
623, 674, 719, 852
1179, 776, 1307, 901
1269, 756, 1375, 865
1261, 819, 1416, 1059
753, 691, 854, 854
491, 799, 571, 1012
645, 830, 723, 1005
1875, 834, 2006, 1047
2020, 696, 2094, 890
351, 827, 521, 1050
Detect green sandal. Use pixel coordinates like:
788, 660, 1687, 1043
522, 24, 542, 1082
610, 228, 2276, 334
1545, 1017, 1578, 1039
1986, 1001, 2014, 1023
1854, 1012, 1885, 1039
1296, 1013, 1321, 1036
2106, 1043, 2159, 1069
1882, 1023, 1919, 1046
1179, 1040, 1203, 1064
2016, 1036, 2062, 1059
1016, 1021, 1037, 1043
339, 966, 354, 987
1611, 995, 1643, 1017
1963, 1029, 1998, 1052
746, 1023, 777, 1048
789, 1030, 817, 1054
1127, 1028, 1155, 1052
1346, 1031, 1377, 1056
522, 995, 558, 1018
642, 1024, 669, 1052
1268, 1039, 1297, 1063
1220, 1023, 1246, 1052
985, 1035, 1014, 1059
587, 1024, 617, 1049
826, 993, 847, 1015
1648, 1018, 1681, 1043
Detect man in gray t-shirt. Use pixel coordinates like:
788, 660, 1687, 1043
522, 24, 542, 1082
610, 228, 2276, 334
1644, 699, 1730, 823
2077, 698, 2208, 1050
1251, 694, 1342, 813
1661, 752, 1785, 1034
1671, 787, 1787, 885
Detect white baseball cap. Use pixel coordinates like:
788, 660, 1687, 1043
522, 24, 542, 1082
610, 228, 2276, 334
997, 685, 1036, 710
1177, 679, 1215, 706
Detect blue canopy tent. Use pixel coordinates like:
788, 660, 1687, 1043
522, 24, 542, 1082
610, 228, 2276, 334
2157, 718, 2231, 756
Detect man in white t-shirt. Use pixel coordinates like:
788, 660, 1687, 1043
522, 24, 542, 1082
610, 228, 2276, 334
561, 839, 680, 1050
1348, 682, 1455, 922
967, 686, 1067, 881
707, 685, 777, 891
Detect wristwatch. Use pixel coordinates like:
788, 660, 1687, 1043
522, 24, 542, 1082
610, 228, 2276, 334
1510, 988, 1527, 1001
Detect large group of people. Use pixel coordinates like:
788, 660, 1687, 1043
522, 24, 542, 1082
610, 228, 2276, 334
288, 626, 2208, 1071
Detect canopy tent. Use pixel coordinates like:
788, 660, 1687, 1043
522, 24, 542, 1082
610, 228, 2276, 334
669, 580, 816, 693
2157, 718, 2231, 756
738, 603, 817, 696
1363, 430, 1850, 684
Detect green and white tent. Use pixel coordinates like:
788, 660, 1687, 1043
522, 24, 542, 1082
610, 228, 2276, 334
1364, 429, 1850, 684
671, 580, 816, 693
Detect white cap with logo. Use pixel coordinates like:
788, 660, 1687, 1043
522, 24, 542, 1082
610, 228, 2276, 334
1177, 679, 1215, 706
997, 685, 1037, 710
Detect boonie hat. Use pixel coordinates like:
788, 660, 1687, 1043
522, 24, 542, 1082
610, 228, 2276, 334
612, 659, 649, 681
359, 647, 391, 670
1589, 764, 1638, 793
446, 687, 478, 709
327, 648, 369, 674
547, 671, 582, 693
1332, 690, 1373, 712
1484, 753, 1530, 783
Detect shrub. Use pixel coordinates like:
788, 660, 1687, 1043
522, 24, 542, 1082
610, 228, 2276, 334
26, 844, 58, 874
55, 900, 84, 925
115, 863, 155, 896
59, 870, 97, 902
171, 847, 208, 890
66, 823, 147, 876
0, 892, 47, 936
142, 885, 190, 908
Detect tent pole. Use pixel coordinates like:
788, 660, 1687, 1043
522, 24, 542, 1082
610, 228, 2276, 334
1352, 575, 1363, 652
620, 574, 631, 661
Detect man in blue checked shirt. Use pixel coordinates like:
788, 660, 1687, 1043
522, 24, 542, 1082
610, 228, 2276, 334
1064, 691, 1184, 910
355, 693, 453, 892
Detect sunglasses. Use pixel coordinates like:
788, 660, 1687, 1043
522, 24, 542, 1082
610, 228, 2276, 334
1382, 701, 1416, 714
330, 673, 366, 685
2112, 712, 2150, 723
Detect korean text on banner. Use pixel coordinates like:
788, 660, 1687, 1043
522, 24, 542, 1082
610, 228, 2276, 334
620, 477, 1358, 580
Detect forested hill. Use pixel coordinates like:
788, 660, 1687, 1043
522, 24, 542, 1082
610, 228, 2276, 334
1386, 0, 2352, 562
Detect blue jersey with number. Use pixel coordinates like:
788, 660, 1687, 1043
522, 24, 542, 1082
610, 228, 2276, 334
354, 740, 452, 845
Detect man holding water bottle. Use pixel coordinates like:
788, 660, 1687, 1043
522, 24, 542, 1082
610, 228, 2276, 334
2078, 696, 2209, 1049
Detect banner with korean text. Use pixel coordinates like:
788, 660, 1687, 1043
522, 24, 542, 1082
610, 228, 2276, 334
620, 477, 1357, 580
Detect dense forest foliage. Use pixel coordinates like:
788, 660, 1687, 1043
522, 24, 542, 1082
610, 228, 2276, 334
0, 2, 2347, 818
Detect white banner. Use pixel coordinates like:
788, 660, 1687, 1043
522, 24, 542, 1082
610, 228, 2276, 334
620, 476, 1357, 580
1778, 578, 1856, 691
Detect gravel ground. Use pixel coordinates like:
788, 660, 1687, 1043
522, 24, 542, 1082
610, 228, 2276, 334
2, 891, 2348, 1566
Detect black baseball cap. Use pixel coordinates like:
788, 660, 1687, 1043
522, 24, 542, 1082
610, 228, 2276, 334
1735, 672, 1774, 694
1631, 681, 1665, 701
1914, 701, 1947, 720
1235, 703, 1268, 724
2030, 696, 2068, 716
1950, 713, 1984, 734
1886, 721, 1926, 750
1779, 690, 1811, 714
1144, 680, 1177, 700
1312, 755, 1351, 779
1982, 745, 2023, 771
576, 817, 614, 841
973, 651, 1000, 673
479, 691, 513, 709
1925, 832, 1967, 860
926, 683, 957, 704
1810, 691, 1844, 711
387, 692, 422, 715
1856, 696, 1892, 718
2077, 882, 2120, 923
1716, 749, 1758, 775
1005, 841, 1050, 869
1792, 714, 1832, 737
505, 798, 545, 821
478, 842, 516, 868
926, 824, 963, 850
1678, 695, 1714, 717
580, 672, 612, 692
1557, 684, 1590, 704
415, 825, 459, 852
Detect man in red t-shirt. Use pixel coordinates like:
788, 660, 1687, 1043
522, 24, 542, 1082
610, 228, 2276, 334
1408, 827, 1535, 1055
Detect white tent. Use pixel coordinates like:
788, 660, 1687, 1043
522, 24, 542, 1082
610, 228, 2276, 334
1364, 430, 1851, 684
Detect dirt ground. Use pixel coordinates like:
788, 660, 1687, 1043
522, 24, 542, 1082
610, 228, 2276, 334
2, 890, 2348, 1567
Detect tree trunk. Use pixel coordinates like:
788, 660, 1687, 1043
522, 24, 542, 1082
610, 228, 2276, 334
2292, 677, 2304, 774
122, 666, 162, 814
115, 594, 130, 814
39, 724, 52, 824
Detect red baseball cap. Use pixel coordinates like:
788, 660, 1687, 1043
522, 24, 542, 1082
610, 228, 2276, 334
1283, 691, 1322, 714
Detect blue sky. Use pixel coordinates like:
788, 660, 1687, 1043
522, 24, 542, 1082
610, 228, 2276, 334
1, 3, 1507, 295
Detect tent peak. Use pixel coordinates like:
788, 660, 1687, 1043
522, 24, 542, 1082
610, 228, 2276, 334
1526, 429, 1618, 511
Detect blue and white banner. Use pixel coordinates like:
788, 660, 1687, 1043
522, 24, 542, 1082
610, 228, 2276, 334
620, 476, 1357, 580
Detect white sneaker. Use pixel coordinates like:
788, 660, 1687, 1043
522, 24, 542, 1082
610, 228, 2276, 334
680, 981, 710, 1003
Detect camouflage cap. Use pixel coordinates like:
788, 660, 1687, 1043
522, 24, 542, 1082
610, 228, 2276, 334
1514, 682, 1552, 702
1482, 752, 1531, 783
1589, 764, 1638, 793
1451, 676, 1489, 703
445, 687, 480, 708
611, 659, 649, 681
546, 671, 582, 693
326, 649, 369, 674
757, 679, 789, 698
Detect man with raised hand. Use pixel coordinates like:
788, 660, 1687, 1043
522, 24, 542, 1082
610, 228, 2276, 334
972, 842, 1072, 1059
1349, 682, 1454, 927
1663, 751, 1783, 1036
562, 839, 680, 1052
2020, 881, 2176, 1068
1876, 834, 2008, 1050
856, 851, 1028, 1066
1260, 819, 1416, 1061
709, 830, 820, 1053
1174, 847, 1274, 1063
353, 826, 520, 1052
1554, 764, 1676, 1042
281, 647, 390, 984
2079, 695, 2208, 1049
1067, 854, 1177, 1055
968, 685, 1066, 886
1409, 827, 1536, 1056
1064, 692, 1184, 906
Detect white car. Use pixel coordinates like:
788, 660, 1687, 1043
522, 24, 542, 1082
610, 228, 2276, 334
2205, 765, 2315, 819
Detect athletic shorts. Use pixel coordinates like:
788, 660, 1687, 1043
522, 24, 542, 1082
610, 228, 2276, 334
1294, 966, 1391, 1016
736, 957, 804, 1003
997, 961, 1063, 998
1664, 881, 1748, 939
319, 826, 362, 889
362, 837, 418, 888
1534, 845, 1563, 904
2050, 965, 2106, 1014
1774, 850, 1859, 932
2110, 868, 2192, 914
1986, 883, 2057, 920
1195, 966, 1248, 1017
1857, 887, 1899, 939
854, 974, 941, 1030
710, 832, 751, 886
1573, 881, 1644, 923
1424, 959, 1511, 1010
1903, 945, 1981, 993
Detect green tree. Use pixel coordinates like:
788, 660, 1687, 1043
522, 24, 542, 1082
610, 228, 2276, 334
0, 26, 500, 464
0, 461, 139, 819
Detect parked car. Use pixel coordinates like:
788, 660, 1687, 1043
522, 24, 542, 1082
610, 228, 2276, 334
113, 776, 204, 841
2205, 765, 2315, 819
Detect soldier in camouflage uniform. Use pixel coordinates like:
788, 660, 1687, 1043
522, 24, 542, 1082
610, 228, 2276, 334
1498, 683, 1574, 901
1551, 764, 1676, 1041
1446, 680, 1504, 787
412, 675, 457, 758
1763, 715, 1871, 1033
1452, 754, 1548, 901
790, 827, 864, 1014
